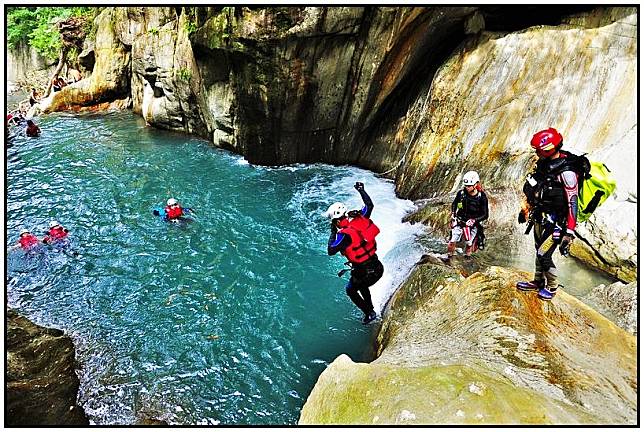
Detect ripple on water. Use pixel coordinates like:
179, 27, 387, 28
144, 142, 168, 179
7, 111, 425, 425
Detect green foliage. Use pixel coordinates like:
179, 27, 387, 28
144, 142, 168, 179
185, 21, 197, 35
176, 67, 192, 81
7, 7, 94, 61
66, 46, 80, 67
83, 8, 101, 41
7, 7, 37, 48
148, 27, 160, 36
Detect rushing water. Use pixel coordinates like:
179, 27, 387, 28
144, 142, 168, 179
6, 111, 425, 425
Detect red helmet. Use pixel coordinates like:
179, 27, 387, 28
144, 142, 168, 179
530, 128, 563, 158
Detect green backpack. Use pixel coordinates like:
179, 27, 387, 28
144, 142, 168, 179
576, 159, 617, 223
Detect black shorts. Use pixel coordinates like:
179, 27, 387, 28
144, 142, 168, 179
350, 256, 384, 288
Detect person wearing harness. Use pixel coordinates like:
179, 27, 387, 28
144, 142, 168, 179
446, 171, 489, 259
325, 182, 383, 325
517, 128, 578, 301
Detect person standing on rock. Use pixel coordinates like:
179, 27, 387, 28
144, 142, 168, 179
517, 128, 578, 301
29, 88, 40, 107
444, 170, 488, 260
325, 182, 383, 325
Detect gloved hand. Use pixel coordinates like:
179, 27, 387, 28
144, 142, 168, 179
450, 214, 458, 228
518, 210, 527, 224
347, 209, 361, 218
559, 234, 574, 256
354, 182, 364, 191
466, 218, 476, 227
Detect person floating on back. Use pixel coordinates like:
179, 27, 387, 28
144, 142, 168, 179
43, 220, 69, 245
153, 198, 195, 221
325, 182, 383, 325
445, 170, 489, 260
516, 128, 578, 301
25, 119, 41, 137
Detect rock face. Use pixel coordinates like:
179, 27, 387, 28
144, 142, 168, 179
36, 8, 133, 114
7, 41, 56, 83
8, 6, 638, 426
30, 6, 636, 281
589, 281, 637, 335
391, 7, 637, 283
299, 262, 637, 425
6, 309, 89, 426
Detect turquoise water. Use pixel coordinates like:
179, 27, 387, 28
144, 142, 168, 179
6, 112, 424, 425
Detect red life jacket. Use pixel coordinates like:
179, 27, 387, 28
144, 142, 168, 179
19, 234, 39, 249
48, 226, 68, 240
338, 215, 380, 264
165, 205, 184, 220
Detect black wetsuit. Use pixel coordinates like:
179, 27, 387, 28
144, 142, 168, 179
451, 188, 489, 247
327, 189, 384, 316
523, 153, 579, 289
451, 189, 489, 225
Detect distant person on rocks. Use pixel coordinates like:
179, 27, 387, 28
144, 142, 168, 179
444, 170, 489, 260
25, 119, 41, 137
29, 88, 40, 106
52, 76, 61, 92
12, 111, 26, 126
43, 220, 69, 244
68, 68, 82, 83
325, 182, 383, 325
153, 198, 195, 221
8, 111, 25, 127
516, 128, 578, 301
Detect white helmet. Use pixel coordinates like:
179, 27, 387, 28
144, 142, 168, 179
167, 198, 178, 206
49, 220, 60, 228
324, 202, 347, 219
463, 171, 480, 186
20, 229, 30, 236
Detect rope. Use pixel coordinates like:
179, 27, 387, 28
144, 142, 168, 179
375, 83, 434, 177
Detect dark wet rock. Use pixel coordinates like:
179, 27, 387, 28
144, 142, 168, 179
78, 39, 95, 72
6, 309, 89, 426
136, 417, 169, 425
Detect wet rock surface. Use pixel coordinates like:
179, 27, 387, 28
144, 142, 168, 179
34, 7, 636, 281
300, 263, 636, 425
588, 281, 637, 335
6, 309, 89, 426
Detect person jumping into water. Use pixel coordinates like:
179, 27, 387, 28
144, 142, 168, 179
325, 182, 383, 325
